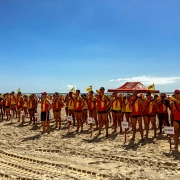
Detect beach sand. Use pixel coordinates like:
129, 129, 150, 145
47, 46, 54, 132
0, 104, 180, 180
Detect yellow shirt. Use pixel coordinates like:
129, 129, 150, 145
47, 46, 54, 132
112, 97, 121, 111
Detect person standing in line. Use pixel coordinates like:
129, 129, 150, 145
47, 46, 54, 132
16, 91, 24, 123
10, 91, 17, 118
97, 87, 109, 137
157, 93, 170, 134
143, 92, 158, 138
41, 92, 52, 134
130, 90, 144, 141
88, 91, 98, 129
74, 90, 84, 132
111, 91, 122, 133
172, 90, 180, 150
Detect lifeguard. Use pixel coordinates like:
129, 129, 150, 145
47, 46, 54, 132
130, 90, 144, 141
124, 94, 132, 126
0, 97, 3, 120
41, 92, 52, 134
111, 92, 122, 133
143, 92, 158, 138
82, 94, 88, 124
53, 92, 64, 129
66, 92, 75, 126
16, 92, 24, 123
173, 90, 180, 150
5, 93, 11, 121
88, 91, 98, 129
97, 87, 109, 137
28, 95, 36, 125
157, 93, 170, 134
10, 91, 17, 118
74, 90, 84, 132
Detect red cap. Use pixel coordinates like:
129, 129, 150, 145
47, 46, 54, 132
41, 92, 47, 95
174, 89, 180, 94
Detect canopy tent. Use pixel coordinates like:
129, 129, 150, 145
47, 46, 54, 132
108, 82, 159, 93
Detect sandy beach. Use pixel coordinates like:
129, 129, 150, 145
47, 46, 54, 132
0, 104, 180, 180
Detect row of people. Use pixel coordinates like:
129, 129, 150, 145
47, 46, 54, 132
1, 88, 180, 149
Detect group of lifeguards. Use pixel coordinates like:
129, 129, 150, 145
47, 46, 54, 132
0, 92, 38, 124
1, 88, 180, 149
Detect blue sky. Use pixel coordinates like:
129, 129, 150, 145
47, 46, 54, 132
0, 0, 180, 93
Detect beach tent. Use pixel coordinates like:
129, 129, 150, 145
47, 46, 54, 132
108, 82, 159, 93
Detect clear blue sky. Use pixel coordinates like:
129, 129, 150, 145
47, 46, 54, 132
0, 0, 180, 93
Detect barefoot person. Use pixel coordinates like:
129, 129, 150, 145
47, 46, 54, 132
66, 92, 75, 126
157, 93, 170, 134
23, 95, 28, 118
130, 90, 144, 141
28, 95, 36, 125
124, 94, 132, 127
74, 90, 84, 132
10, 91, 17, 118
82, 94, 88, 124
97, 87, 109, 137
53, 92, 63, 129
41, 92, 52, 134
16, 92, 24, 123
4, 93, 11, 121
143, 92, 158, 138
0, 97, 3, 120
88, 91, 98, 129
111, 91, 122, 133
173, 90, 180, 150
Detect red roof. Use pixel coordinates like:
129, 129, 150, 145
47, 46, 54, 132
108, 82, 159, 93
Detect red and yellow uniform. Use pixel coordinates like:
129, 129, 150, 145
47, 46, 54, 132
124, 99, 132, 113
68, 97, 75, 110
16, 96, 24, 109
111, 97, 121, 111
74, 96, 83, 111
11, 96, 16, 105
144, 100, 156, 115
53, 98, 62, 111
88, 97, 97, 111
41, 98, 50, 112
28, 99, 36, 110
5, 97, 11, 107
97, 94, 108, 112
158, 100, 168, 113
174, 103, 180, 120
131, 97, 142, 115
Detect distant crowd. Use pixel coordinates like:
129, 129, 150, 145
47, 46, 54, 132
0, 88, 180, 149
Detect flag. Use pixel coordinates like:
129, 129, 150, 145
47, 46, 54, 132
147, 84, 154, 90
86, 85, 92, 92
17, 88, 21, 92
70, 87, 75, 92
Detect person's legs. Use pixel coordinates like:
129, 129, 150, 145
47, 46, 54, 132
117, 112, 122, 133
144, 116, 150, 137
102, 113, 108, 136
174, 121, 180, 149
131, 117, 137, 140
74, 112, 79, 132
170, 115, 174, 127
137, 116, 143, 140
78, 112, 83, 132
112, 112, 117, 132
164, 113, 170, 126
58, 111, 61, 129
93, 110, 98, 129
150, 116, 157, 137
158, 113, 163, 133
98, 113, 102, 135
